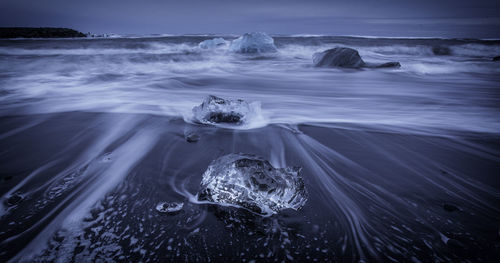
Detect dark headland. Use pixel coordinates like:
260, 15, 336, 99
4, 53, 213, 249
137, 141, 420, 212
0, 27, 86, 38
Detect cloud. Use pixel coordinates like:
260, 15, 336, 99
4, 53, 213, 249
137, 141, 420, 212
1, 0, 499, 37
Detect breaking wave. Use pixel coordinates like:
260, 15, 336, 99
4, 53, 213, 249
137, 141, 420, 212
0, 35, 499, 134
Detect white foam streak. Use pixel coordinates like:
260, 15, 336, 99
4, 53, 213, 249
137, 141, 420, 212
9, 123, 159, 262
1, 38, 499, 135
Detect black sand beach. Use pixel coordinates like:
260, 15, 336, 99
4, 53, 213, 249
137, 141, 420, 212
1, 112, 499, 262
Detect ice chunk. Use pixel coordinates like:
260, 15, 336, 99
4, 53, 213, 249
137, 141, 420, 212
198, 38, 228, 49
198, 153, 308, 215
313, 47, 401, 69
191, 95, 268, 129
192, 95, 251, 125
156, 202, 184, 213
229, 32, 278, 53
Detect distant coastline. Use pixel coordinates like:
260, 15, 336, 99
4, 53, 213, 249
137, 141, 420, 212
0, 27, 86, 38
1, 29, 498, 41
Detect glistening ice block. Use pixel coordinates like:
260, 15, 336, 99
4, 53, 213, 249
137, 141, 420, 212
229, 32, 278, 53
198, 153, 308, 215
192, 95, 250, 125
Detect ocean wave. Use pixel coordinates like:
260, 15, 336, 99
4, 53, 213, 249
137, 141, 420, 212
450, 43, 500, 57
0, 42, 197, 56
343, 43, 500, 59
0, 36, 499, 135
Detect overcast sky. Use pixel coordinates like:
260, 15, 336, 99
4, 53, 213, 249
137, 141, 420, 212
1, 0, 500, 38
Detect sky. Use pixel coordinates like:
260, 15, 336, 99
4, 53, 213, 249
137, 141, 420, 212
1, 0, 500, 38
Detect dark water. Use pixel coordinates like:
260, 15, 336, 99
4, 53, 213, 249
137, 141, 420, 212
0, 36, 499, 262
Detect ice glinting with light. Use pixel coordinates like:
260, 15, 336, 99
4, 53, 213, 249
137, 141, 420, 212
229, 32, 278, 53
197, 153, 308, 216
192, 95, 248, 125
156, 202, 184, 213
198, 37, 228, 49
191, 95, 266, 128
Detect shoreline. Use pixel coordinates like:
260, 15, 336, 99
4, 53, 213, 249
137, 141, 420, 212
1, 32, 500, 44
1, 111, 499, 261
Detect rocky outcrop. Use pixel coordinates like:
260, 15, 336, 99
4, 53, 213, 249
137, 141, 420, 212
313, 47, 400, 69
313, 47, 366, 68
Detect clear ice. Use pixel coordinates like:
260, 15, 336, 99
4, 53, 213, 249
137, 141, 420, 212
198, 153, 308, 215
198, 38, 228, 49
229, 32, 278, 53
156, 202, 184, 213
192, 95, 251, 125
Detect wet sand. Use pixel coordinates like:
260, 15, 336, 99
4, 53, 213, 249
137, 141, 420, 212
1, 112, 499, 262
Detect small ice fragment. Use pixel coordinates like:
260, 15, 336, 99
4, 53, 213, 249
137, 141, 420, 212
198, 38, 228, 49
99, 152, 113, 163
156, 202, 184, 213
